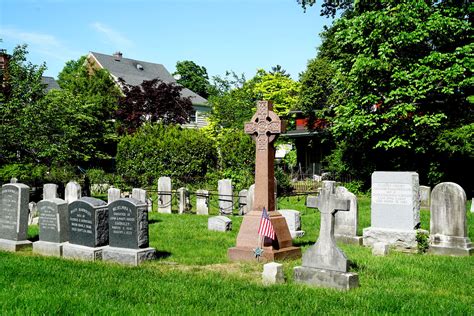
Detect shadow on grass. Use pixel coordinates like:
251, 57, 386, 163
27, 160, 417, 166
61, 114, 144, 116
293, 240, 315, 247
155, 251, 172, 260
148, 218, 162, 225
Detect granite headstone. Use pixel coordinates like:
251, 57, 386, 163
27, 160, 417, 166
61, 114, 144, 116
33, 198, 68, 256
208, 216, 232, 232
218, 179, 233, 215
157, 177, 172, 214
196, 189, 209, 215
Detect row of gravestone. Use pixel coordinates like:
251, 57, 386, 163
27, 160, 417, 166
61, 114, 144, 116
157, 177, 277, 215
0, 182, 156, 266
306, 172, 473, 256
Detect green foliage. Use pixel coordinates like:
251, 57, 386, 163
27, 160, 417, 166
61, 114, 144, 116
116, 123, 217, 187
305, 1, 473, 190
0, 163, 77, 187
0, 45, 46, 164
416, 230, 430, 254
173, 60, 211, 98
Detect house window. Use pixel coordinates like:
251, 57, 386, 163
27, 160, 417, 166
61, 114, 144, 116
190, 110, 197, 123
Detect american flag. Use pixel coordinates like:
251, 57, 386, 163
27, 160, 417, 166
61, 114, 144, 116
258, 207, 275, 240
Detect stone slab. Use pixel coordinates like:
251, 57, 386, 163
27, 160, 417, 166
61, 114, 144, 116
62, 242, 106, 261
102, 246, 156, 266
157, 177, 172, 214
419, 185, 431, 209
33, 240, 64, 257
262, 262, 285, 285
196, 189, 209, 215
363, 227, 427, 252
429, 235, 473, 256
208, 216, 232, 232
0, 239, 32, 252
294, 266, 359, 290
290, 230, 305, 239
372, 242, 390, 256
335, 235, 363, 246
218, 179, 233, 215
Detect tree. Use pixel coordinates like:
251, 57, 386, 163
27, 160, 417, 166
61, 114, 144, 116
309, 0, 473, 189
173, 60, 211, 98
116, 78, 194, 134
0, 44, 46, 164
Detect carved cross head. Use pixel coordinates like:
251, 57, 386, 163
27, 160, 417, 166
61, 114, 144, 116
244, 101, 284, 150
315, 187, 350, 215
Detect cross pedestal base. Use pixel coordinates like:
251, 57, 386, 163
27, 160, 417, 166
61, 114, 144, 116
227, 211, 301, 262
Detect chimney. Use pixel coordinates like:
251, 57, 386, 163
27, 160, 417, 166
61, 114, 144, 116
113, 51, 122, 61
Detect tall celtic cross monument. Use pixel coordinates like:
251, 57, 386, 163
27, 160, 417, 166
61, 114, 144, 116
228, 101, 301, 262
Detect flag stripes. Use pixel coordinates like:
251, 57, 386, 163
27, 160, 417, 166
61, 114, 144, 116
258, 207, 275, 240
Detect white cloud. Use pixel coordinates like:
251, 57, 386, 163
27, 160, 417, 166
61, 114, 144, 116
0, 27, 80, 61
90, 22, 133, 48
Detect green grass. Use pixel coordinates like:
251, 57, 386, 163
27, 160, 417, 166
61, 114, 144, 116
0, 196, 473, 314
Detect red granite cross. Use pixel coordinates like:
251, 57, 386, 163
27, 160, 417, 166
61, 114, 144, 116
244, 101, 284, 214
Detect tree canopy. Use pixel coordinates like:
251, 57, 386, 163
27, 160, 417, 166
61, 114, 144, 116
173, 60, 211, 99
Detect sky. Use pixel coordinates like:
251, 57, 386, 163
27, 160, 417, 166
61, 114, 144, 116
0, 0, 331, 81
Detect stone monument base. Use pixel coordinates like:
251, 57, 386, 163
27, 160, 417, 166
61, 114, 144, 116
363, 227, 427, 252
62, 242, 106, 261
102, 246, 156, 266
228, 246, 301, 262
294, 266, 359, 290
33, 241, 64, 257
335, 235, 363, 246
429, 234, 473, 256
0, 239, 32, 252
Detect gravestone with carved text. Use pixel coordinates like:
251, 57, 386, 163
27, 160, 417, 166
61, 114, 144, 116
33, 197, 68, 256
363, 171, 426, 252
0, 183, 32, 251
62, 197, 108, 261
295, 186, 359, 290
228, 101, 300, 262
103, 198, 156, 265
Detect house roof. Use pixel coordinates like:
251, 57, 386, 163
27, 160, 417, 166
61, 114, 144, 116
89, 52, 208, 105
41, 76, 60, 92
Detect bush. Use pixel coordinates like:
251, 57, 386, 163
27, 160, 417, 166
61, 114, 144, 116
0, 163, 77, 187
116, 123, 217, 187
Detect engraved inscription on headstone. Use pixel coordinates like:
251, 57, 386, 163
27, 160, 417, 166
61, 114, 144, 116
38, 198, 68, 243
68, 197, 108, 247
0, 183, 30, 241
108, 198, 148, 249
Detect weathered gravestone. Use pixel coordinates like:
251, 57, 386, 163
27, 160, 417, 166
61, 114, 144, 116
177, 187, 191, 214
63, 197, 108, 261
103, 198, 156, 265
363, 171, 425, 251
218, 179, 233, 215
262, 262, 285, 285
108, 187, 121, 204
334, 186, 362, 245
10, 177, 18, 183
28, 202, 38, 225
238, 189, 248, 215
157, 177, 172, 214
420, 185, 431, 209
65, 181, 81, 204
33, 198, 68, 256
196, 189, 209, 215
0, 183, 32, 251
208, 216, 232, 232
429, 182, 473, 256
132, 188, 151, 212
247, 184, 255, 215
278, 209, 304, 239
295, 187, 359, 290
228, 101, 300, 262
43, 183, 58, 199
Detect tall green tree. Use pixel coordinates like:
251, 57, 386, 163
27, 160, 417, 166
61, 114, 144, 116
0, 44, 46, 164
173, 60, 211, 98
306, 0, 473, 189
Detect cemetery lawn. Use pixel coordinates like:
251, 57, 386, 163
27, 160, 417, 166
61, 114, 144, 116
1, 197, 473, 314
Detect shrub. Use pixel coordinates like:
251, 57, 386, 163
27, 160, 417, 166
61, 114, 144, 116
116, 123, 217, 187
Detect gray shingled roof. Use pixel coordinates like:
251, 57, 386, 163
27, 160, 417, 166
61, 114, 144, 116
41, 76, 60, 92
90, 52, 208, 105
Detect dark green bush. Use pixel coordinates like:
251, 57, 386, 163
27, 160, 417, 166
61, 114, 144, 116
0, 163, 77, 187
116, 123, 217, 187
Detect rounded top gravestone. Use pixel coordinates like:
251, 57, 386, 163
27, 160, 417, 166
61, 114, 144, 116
68, 197, 108, 247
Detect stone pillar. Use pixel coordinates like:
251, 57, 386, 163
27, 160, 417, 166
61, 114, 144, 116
196, 189, 209, 215
158, 177, 172, 214
218, 179, 233, 215
177, 187, 190, 214
43, 183, 58, 199
108, 187, 121, 204
65, 181, 81, 204
238, 189, 248, 215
